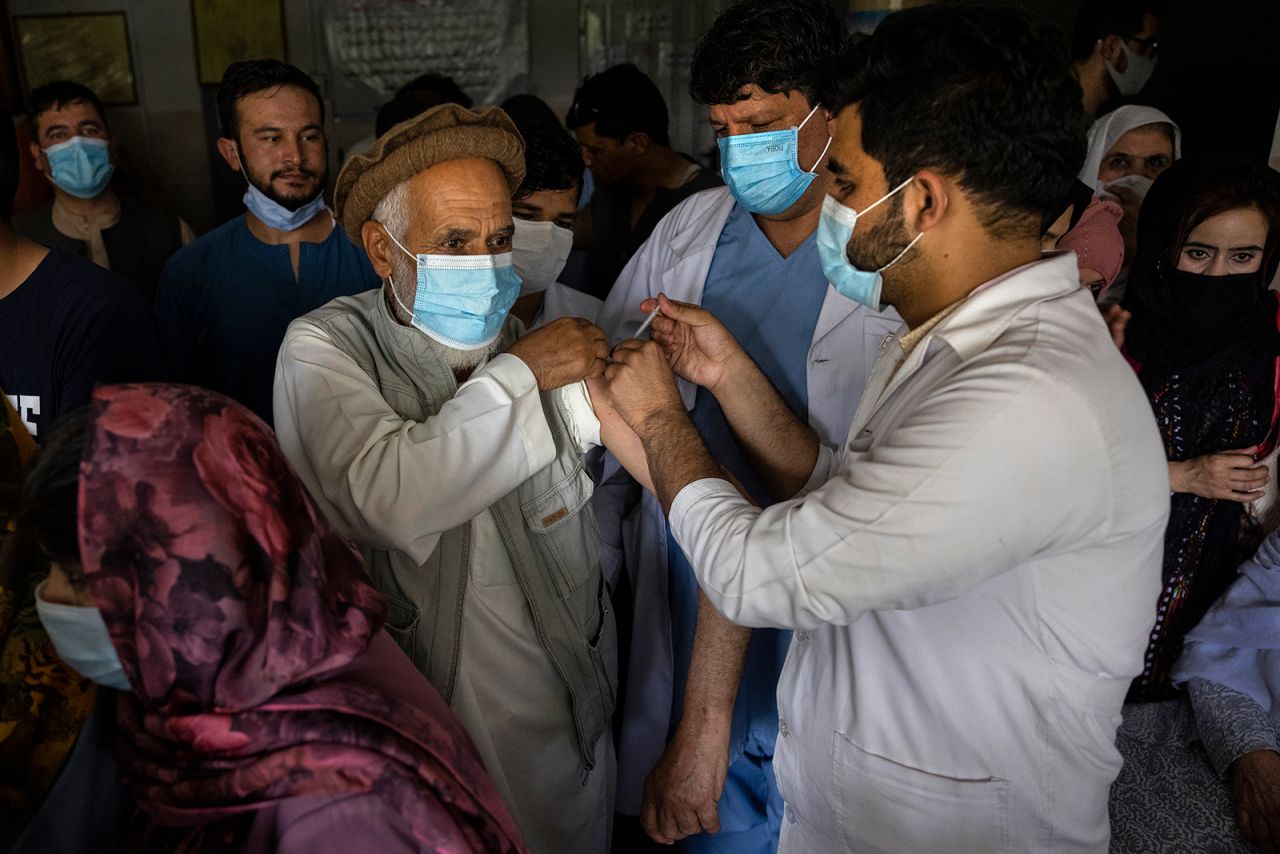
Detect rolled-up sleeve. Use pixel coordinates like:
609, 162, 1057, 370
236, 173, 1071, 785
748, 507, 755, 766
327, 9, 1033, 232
558, 380, 602, 453
274, 321, 557, 564
669, 369, 1113, 631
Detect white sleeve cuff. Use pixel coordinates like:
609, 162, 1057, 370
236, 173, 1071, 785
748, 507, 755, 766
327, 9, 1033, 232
559, 380, 602, 452
669, 477, 742, 541
799, 444, 839, 497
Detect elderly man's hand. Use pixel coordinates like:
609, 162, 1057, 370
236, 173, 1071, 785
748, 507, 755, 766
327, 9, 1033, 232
508, 317, 609, 390
600, 338, 685, 437
643, 293, 745, 393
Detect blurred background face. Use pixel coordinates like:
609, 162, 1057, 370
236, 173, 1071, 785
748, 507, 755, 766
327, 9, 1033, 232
229, 85, 327, 210
573, 122, 635, 190
1098, 124, 1174, 184
39, 562, 94, 607
513, 186, 578, 228
29, 100, 111, 177
1175, 206, 1268, 275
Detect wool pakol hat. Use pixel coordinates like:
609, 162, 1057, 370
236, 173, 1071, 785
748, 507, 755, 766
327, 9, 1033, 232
335, 103, 525, 244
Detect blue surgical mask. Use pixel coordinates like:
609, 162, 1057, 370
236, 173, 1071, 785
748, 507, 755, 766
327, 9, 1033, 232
817, 178, 922, 310
43, 136, 114, 199
718, 104, 833, 215
234, 145, 328, 232
383, 226, 521, 350
35, 582, 131, 691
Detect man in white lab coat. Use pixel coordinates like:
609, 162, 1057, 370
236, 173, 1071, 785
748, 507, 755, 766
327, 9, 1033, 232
597, 2, 898, 849
595, 5, 1170, 852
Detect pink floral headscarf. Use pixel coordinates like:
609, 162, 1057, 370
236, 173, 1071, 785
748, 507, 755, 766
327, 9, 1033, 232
78, 384, 526, 853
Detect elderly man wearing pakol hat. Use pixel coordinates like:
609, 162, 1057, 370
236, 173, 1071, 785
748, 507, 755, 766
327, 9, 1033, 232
273, 104, 617, 854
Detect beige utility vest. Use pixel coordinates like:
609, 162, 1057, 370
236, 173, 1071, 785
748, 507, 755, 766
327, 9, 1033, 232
311, 301, 616, 771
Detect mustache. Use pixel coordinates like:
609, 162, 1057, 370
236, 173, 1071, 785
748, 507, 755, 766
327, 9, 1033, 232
271, 167, 320, 181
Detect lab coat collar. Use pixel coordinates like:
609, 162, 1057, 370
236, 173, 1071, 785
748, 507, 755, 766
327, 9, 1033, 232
927, 252, 1080, 363
865, 253, 1080, 415
668, 187, 735, 263
813, 285, 867, 346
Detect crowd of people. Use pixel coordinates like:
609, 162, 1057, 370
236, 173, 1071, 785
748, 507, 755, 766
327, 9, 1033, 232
1, 0, 1278, 852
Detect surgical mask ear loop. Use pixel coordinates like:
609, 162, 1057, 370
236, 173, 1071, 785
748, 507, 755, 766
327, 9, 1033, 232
860, 176, 916, 218
797, 104, 833, 175
232, 142, 250, 187
386, 272, 418, 323
378, 223, 420, 321
379, 222, 417, 263
878, 230, 925, 275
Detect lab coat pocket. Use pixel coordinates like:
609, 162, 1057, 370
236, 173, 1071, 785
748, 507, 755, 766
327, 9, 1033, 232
522, 463, 601, 599
832, 733, 1011, 854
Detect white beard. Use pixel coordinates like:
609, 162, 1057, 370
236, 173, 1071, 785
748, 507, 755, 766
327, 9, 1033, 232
424, 334, 502, 371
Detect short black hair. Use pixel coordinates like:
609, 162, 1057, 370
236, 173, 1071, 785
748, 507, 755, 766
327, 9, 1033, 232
393, 73, 472, 107
0, 113, 19, 220
821, 3, 1087, 240
22, 406, 89, 567
375, 90, 463, 138
500, 94, 562, 135
566, 64, 670, 147
1070, 0, 1163, 61
27, 80, 107, 135
512, 119, 583, 202
216, 59, 325, 140
690, 0, 845, 107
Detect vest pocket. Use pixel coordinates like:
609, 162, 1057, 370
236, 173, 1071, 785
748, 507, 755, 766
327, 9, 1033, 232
380, 590, 423, 669
521, 463, 601, 599
586, 578, 618, 711
832, 732, 1011, 853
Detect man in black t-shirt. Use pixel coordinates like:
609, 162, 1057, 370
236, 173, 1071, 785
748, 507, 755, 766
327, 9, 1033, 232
566, 64, 722, 299
0, 112, 159, 440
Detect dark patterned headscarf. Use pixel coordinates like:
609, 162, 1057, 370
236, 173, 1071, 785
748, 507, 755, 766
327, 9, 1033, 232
78, 384, 525, 852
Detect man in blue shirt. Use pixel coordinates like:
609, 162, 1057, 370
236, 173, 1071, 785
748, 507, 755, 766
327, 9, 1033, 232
599, 1, 899, 850
156, 60, 378, 424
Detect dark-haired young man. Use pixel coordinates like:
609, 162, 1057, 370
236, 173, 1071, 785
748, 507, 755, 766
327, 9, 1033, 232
596, 1, 898, 850
155, 59, 378, 424
506, 115, 602, 330
596, 3, 1168, 851
0, 109, 159, 442
1071, 0, 1163, 118
15, 80, 192, 304
566, 63, 720, 297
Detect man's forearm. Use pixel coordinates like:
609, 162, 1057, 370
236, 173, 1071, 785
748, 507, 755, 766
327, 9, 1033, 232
712, 352, 820, 500
638, 409, 723, 514
678, 591, 751, 735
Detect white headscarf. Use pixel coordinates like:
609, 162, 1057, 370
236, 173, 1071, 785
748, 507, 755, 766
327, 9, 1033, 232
1079, 105, 1182, 192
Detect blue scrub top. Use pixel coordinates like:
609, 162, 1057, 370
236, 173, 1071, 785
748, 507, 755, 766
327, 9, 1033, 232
667, 202, 828, 771
155, 214, 380, 425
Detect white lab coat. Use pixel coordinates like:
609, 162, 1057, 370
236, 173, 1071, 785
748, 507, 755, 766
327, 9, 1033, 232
669, 254, 1170, 852
597, 186, 900, 812
531, 281, 603, 330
